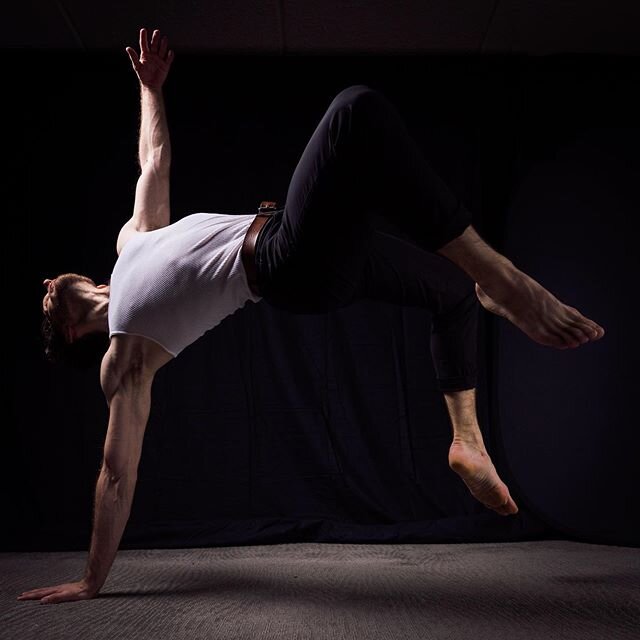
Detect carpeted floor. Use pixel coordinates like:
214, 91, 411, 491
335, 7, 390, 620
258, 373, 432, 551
2, 540, 639, 639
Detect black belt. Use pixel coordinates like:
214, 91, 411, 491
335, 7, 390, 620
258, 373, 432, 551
241, 201, 278, 296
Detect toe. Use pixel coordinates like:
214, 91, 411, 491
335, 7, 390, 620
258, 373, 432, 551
498, 496, 518, 516
573, 321, 605, 342
555, 327, 580, 348
566, 324, 591, 346
489, 495, 518, 516
545, 327, 570, 349
566, 308, 604, 340
575, 328, 592, 344
575, 314, 605, 340
590, 328, 603, 340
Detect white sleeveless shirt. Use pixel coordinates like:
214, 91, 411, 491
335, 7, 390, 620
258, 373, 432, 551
108, 213, 263, 357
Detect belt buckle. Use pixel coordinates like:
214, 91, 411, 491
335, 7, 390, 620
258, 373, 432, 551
258, 200, 278, 214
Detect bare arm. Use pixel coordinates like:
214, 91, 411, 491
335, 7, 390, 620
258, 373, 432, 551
18, 359, 153, 604
129, 26, 173, 170
117, 28, 174, 244
82, 366, 153, 592
137, 84, 171, 171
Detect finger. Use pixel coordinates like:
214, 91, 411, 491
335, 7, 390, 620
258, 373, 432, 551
159, 35, 168, 58
167, 50, 174, 65
20, 587, 58, 596
125, 47, 140, 70
41, 594, 64, 604
140, 27, 149, 53
150, 29, 160, 52
18, 588, 58, 599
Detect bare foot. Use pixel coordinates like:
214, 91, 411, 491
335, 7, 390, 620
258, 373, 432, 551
448, 439, 519, 516
475, 270, 606, 349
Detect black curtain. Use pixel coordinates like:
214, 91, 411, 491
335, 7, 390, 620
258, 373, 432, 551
4, 53, 637, 551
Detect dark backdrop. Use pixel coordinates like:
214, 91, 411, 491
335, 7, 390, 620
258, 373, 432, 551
4, 53, 638, 551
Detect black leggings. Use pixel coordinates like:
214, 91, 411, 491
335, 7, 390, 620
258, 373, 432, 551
255, 85, 478, 392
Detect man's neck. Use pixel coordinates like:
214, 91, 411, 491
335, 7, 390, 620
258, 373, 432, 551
86, 289, 110, 334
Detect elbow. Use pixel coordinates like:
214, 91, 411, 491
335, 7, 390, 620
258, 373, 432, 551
103, 431, 144, 483
147, 148, 171, 174
102, 457, 137, 484
100, 462, 137, 503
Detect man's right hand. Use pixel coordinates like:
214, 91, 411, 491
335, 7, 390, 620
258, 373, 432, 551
126, 27, 174, 91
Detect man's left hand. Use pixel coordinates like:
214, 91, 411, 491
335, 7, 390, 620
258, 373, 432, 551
17, 579, 98, 605
126, 27, 174, 91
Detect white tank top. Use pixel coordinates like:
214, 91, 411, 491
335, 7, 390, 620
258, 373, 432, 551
108, 213, 263, 357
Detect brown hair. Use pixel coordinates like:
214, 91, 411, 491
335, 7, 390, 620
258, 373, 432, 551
40, 273, 110, 369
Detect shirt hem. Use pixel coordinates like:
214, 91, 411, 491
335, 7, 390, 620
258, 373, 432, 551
109, 331, 178, 358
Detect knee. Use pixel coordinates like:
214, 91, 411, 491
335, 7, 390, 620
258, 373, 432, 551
437, 280, 479, 323
455, 280, 479, 312
329, 84, 385, 112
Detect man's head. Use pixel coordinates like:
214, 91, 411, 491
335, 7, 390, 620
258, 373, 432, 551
41, 273, 111, 368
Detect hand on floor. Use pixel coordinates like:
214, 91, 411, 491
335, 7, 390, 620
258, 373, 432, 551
17, 579, 98, 604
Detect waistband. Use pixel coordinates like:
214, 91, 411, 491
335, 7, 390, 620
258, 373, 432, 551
241, 206, 284, 296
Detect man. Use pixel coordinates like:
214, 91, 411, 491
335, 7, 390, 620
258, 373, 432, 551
20, 28, 605, 604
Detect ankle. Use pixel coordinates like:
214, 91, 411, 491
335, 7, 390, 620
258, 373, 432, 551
451, 432, 486, 450
476, 259, 520, 296
438, 226, 515, 285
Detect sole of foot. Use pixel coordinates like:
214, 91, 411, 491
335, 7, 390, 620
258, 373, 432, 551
448, 440, 519, 516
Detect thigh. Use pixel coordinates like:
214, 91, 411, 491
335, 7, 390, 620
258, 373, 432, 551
256, 210, 375, 313
256, 87, 377, 311
274, 85, 374, 265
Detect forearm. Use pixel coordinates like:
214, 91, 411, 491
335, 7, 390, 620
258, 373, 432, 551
82, 463, 137, 593
138, 85, 171, 171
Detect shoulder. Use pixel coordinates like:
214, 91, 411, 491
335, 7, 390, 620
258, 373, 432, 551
100, 340, 143, 401
100, 336, 173, 400
116, 217, 172, 256
116, 219, 142, 256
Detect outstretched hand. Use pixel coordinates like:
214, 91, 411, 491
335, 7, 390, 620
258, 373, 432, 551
126, 27, 174, 90
17, 579, 98, 605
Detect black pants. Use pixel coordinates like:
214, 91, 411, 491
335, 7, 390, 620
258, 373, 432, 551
255, 85, 478, 392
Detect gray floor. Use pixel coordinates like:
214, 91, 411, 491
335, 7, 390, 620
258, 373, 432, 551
2, 540, 639, 640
